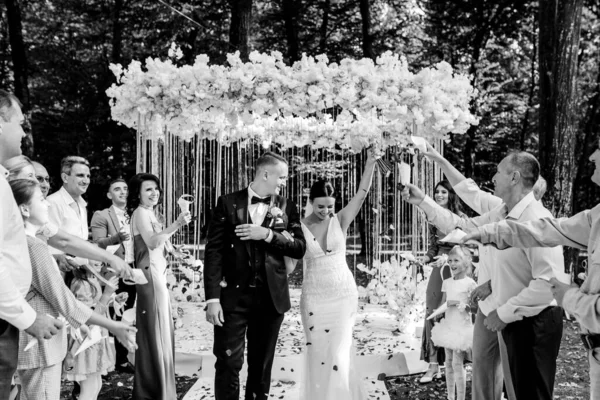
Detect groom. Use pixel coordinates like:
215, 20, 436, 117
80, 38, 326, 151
204, 151, 306, 400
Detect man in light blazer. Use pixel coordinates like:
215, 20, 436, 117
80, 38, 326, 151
90, 178, 136, 372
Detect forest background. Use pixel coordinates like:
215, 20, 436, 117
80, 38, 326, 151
2, 0, 598, 246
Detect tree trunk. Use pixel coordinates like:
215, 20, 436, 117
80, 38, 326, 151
318, 0, 330, 54
282, 0, 300, 63
228, 0, 253, 61
359, 0, 375, 60
520, 18, 537, 150
573, 64, 600, 213
5, 0, 30, 110
538, 0, 583, 217
538, 0, 583, 274
111, 0, 123, 64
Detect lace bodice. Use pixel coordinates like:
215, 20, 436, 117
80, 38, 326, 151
301, 215, 357, 300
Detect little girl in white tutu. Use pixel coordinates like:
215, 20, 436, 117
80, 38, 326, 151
431, 245, 477, 400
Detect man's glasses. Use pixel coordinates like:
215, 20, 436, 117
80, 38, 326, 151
36, 175, 50, 184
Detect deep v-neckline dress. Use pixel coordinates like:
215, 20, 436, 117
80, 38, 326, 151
299, 215, 367, 400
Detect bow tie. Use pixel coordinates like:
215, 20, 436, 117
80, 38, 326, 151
251, 196, 270, 205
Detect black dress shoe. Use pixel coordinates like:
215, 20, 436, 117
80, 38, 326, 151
115, 362, 135, 374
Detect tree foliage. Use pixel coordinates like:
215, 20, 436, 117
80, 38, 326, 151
1, 0, 598, 214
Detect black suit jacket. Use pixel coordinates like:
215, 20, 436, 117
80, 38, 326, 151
204, 189, 306, 314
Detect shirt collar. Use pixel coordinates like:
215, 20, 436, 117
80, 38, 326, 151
506, 191, 536, 220
59, 186, 87, 207
247, 184, 269, 200
0, 165, 8, 179
112, 205, 126, 216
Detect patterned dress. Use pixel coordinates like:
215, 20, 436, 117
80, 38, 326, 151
64, 275, 116, 381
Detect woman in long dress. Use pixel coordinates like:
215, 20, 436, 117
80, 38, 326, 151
128, 173, 191, 400
300, 152, 376, 400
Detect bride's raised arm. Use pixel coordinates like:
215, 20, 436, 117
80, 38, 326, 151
337, 151, 377, 232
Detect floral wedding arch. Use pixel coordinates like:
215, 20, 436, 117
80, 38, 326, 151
106, 49, 478, 327
107, 50, 477, 149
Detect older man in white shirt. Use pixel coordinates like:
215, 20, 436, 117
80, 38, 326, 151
402, 151, 568, 400
47, 156, 91, 266
0, 90, 63, 397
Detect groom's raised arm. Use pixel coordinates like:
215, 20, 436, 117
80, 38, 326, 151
204, 196, 228, 302
267, 200, 306, 259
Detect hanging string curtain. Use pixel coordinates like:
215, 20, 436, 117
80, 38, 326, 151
107, 51, 478, 150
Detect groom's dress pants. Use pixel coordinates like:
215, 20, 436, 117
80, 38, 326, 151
213, 286, 284, 400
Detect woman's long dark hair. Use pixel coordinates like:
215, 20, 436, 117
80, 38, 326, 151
434, 180, 464, 215
309, 180, 335, 200
127, 173, 162, 216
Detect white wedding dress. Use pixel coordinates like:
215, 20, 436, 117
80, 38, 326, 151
299, 215, 367, 400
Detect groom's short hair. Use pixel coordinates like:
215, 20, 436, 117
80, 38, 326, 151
256, 152, 287, 172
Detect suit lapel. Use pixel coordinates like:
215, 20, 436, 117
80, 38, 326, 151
234, 189, 252, 257
108, 207, 121, 233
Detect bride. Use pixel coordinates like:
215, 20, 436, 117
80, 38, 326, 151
299, 151, 376, 400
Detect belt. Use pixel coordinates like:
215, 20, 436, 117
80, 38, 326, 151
581, 334, 600, 350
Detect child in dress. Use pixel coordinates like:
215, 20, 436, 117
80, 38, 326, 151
431, 245, 477, 400
419, 180, 466, 383
64, 264, 118, 400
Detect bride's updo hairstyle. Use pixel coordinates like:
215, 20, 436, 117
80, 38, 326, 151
309, 180, 335, 200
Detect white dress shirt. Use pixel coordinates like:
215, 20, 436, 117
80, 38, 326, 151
47, 187, 88, 260
113, 205, 135, 263
420, 186, 568, 323
0, 165, 36, 330
477, 202, 600, 334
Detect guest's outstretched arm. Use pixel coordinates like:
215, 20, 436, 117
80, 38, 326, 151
424, 141, 502, 214
47, 231, 132, 278
338, 151, 376, 232
475, 210, 591, 251
133, 210, 190, 250
423, 142, 467, 187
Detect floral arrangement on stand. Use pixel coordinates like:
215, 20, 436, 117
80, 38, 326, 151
167, 257, 204, 328
106, 46, 479, 150
357, 254, 429, 333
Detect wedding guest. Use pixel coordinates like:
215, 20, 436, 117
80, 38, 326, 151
3, 156, 133, 278
204, 152, 306, 400
32, 161, 51, 198
462, 144, 600, 399
299, 150, 375, 399
47, 156, 91, 257
10, 178, 136, 400
0, 89, 63, 398
431, 246, 477, 400
422, 142, 505, 400
419, 180, 465, 384
63, 265, 120, 400
3, 155, 133, 277
128, 173, 191, 399
4, 155, 35, 181
91, 178, 137, 373
402, 151, 568, 400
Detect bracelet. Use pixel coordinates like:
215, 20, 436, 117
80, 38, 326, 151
264, 229, 271, 240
